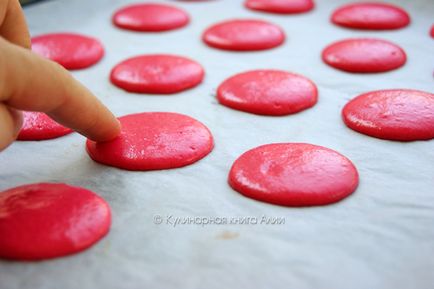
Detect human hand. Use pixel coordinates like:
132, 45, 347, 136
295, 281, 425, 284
0, 0, 120, 151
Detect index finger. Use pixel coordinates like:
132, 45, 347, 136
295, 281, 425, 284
0, 38, 120, 142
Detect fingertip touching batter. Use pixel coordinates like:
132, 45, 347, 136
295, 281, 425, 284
86, 112, 214, 171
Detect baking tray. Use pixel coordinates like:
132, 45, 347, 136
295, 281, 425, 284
1, 0, 433, 288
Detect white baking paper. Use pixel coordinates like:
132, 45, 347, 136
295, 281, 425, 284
0, 0, 433, 288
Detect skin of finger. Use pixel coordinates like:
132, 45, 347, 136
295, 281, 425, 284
0, 0, 31, 49
0, 103, 22, 151
0, 38, 121, 142
8, 107, 23, 131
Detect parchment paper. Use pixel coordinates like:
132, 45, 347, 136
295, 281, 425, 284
0, 0, 433, 288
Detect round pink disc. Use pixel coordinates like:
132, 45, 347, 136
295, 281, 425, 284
245, 0, 314, 14
110, 54, 204, 94
86, 112, 214, 171
202, 19, 285, 51
322, 38, 406, 73
17, 112, 72, 141
32, 33, 104, 70
217, 70, 318, 115
331, 2, 410, 30
113, 3, 189, 32
0, 183, 111, 261
229, 143, 359, 207
430, 25, 434, 38
343, 89, 434, 141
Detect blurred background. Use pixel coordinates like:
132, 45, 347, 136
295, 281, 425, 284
20, 0, 46, 6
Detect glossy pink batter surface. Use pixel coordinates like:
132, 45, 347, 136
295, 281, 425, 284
331, 2, 410, 30
322, 38, 406, 73
17, 112, 72, 141
113, 3, 189, 32
343, 89, 434, 141
245, 0, 314, 14
0, 183, 111, 261
110, 54, 204, 94
217, 70, 318, 115
229, 143, 359, 207
202, 19, 285, 51
86, 112, 214, 171
32, 33, 104, 70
